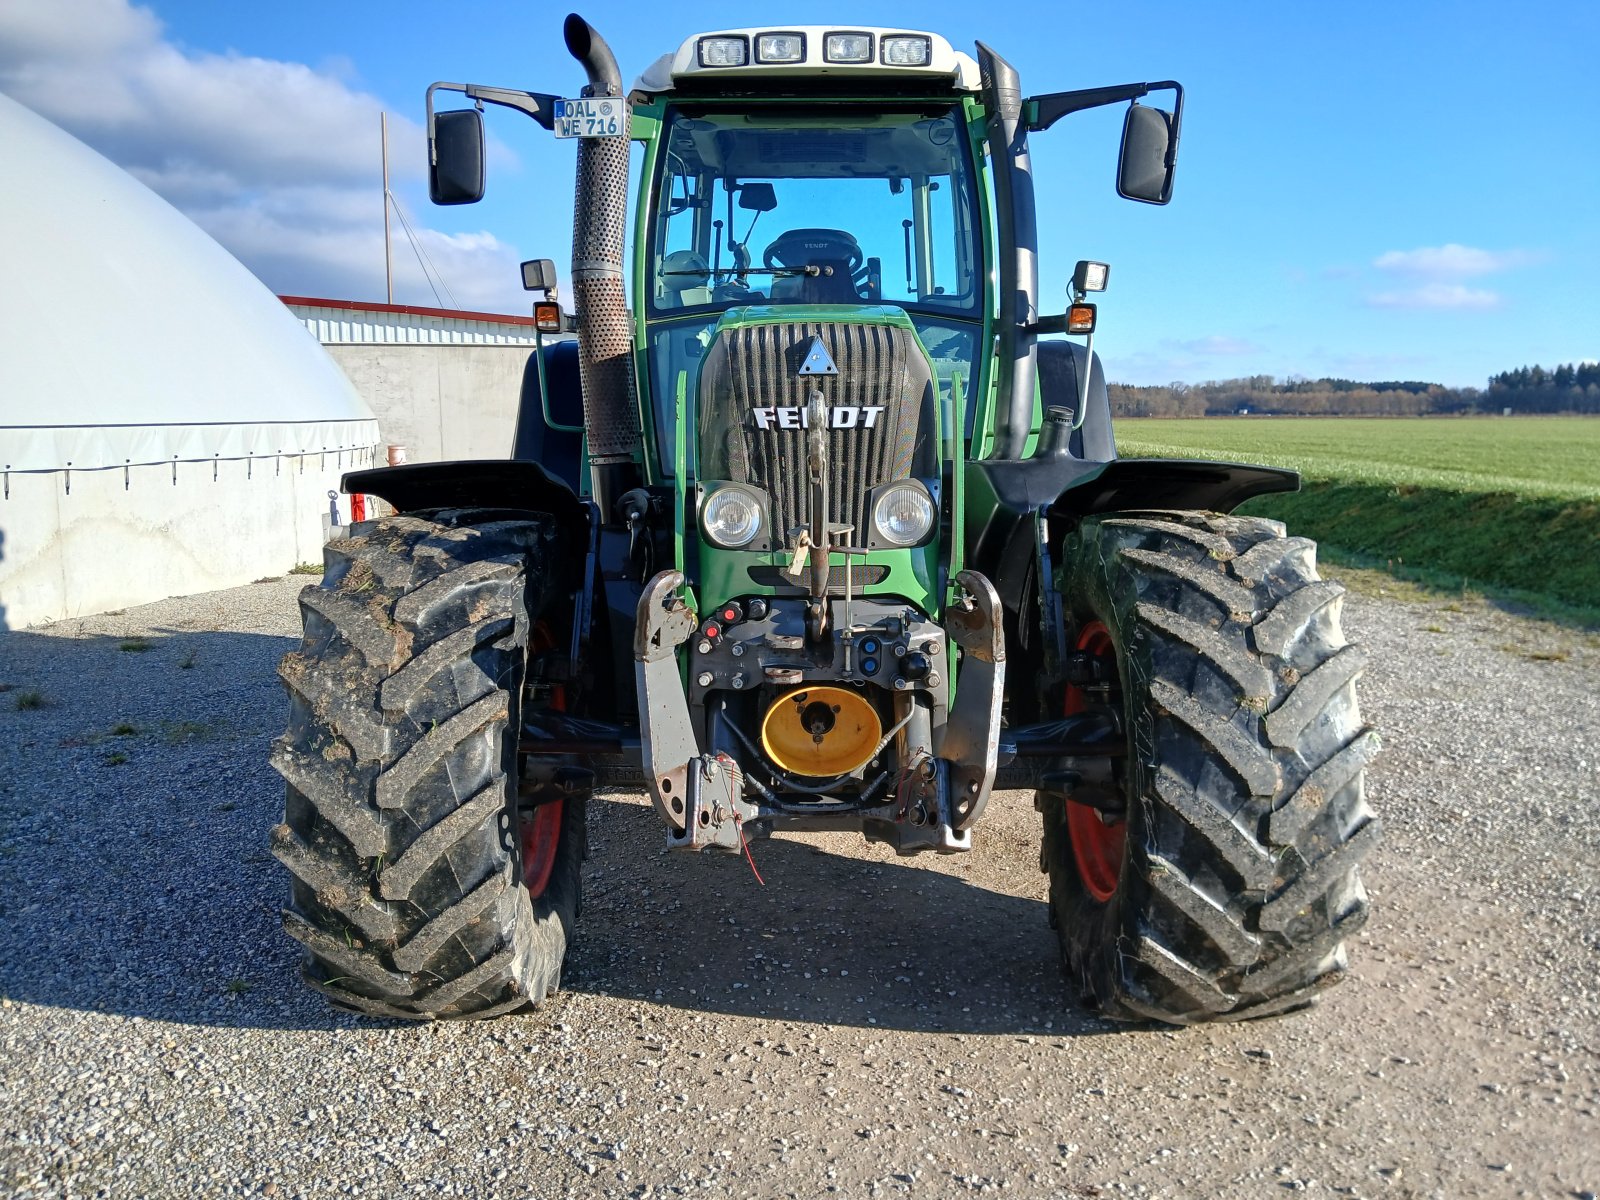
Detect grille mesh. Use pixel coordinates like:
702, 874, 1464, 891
698, 321, 934, 546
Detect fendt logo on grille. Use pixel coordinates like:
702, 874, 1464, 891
797, 336, 839, 377
752, 406, 886, 430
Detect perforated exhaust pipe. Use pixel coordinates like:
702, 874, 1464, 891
564, 13, 639, 516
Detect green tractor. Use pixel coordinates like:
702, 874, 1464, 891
271, 15, 1378, 1024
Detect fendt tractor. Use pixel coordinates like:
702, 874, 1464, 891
271, 15, 1379, 1025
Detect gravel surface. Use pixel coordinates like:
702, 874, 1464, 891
0, 569, 1596, 1198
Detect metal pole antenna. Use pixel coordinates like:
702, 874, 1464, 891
381, 112, 393, 305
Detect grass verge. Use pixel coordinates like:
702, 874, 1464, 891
1234, 482, 1600, 625
1117, 418, 1600, 628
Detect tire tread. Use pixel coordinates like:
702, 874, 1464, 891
269, 511, 582, 1020
1046, 512, 1378, 1024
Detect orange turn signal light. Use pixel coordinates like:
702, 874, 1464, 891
1067, 303, 1097, 334
533, 302, 562, 333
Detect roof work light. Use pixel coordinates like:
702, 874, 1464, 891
756, 32, 805, 63
880, 35, 932, 66
824, 32, 873, 63
697, 36, 748, 67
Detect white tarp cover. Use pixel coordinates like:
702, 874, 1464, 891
0, 92, 377, 473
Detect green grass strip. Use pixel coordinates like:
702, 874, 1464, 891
1234, 483, 1600, 616
1116, 418, 1600, 623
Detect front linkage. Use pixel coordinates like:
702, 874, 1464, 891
636, 568, 1004, 856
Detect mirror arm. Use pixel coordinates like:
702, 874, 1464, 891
426, 81, 559, 154
465, 85, 560, 131
1026, 80, 1182, 131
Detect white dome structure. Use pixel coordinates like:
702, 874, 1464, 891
0, 92, 379, 629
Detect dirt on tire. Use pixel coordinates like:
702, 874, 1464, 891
270, 509, 582, 1019
1047, 512, 1378, 1023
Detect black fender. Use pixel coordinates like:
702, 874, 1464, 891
1047, 457, 1299, 519
342, 459, 589, 532
969, 454, 1296, 624
985, 456, 1299, 722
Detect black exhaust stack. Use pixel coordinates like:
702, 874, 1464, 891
564, 14, 639, 517
976, 42, 1039, 462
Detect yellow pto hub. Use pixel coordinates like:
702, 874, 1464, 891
760, 686, 881, 778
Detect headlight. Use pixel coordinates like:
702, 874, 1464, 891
702, 486, 763, 548
872, 482, 935, 547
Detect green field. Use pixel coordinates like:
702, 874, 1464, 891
1115, 416, 1600, 619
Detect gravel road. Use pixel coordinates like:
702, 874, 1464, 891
0, 569, 1596, 1199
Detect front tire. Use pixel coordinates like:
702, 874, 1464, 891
269, 510, 583, 1019
1045, 511, 1379, 1024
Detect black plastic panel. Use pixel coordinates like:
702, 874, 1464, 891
1048, 458, 1299, 518
342, 460, 588, 529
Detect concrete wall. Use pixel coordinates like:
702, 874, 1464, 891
1, 449, 372, 630
326, 344, 536, 464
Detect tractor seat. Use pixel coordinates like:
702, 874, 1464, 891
659, 249, 711, 308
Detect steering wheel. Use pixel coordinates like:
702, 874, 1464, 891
762, 228, 866, 279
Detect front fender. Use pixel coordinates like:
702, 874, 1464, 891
1047, 457, 1299, 519
343, 459, 587, 529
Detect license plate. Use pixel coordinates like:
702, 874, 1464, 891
553, 97, 624, 139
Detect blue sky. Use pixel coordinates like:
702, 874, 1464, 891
2, 0, 1593, 387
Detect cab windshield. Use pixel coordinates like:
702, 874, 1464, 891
645, 104, 984, 475
649, 105, 981, 316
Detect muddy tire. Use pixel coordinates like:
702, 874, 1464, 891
269, 510, 583, 1020
1043, 511, 1379, 1024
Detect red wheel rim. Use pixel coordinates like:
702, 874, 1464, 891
1064, 622, 1124, 903
518, 799, 564, 899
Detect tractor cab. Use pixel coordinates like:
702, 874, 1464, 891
636, 29, 988, 483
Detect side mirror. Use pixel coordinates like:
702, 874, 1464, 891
738, 182, 778, 213
429, 108, 485, 205
1117, 103, 1177, 205
521, 258, 558, 297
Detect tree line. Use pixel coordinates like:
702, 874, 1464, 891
1486, 362, 1600, 415
1108, 361, 1599, 417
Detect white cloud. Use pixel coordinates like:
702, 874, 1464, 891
192, 190, 523, 312
1366, 283, 1502, 311
0, 0, 525, 311
1373, 243, 1538, 278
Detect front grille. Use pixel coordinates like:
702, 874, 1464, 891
698, 320, 935, 547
